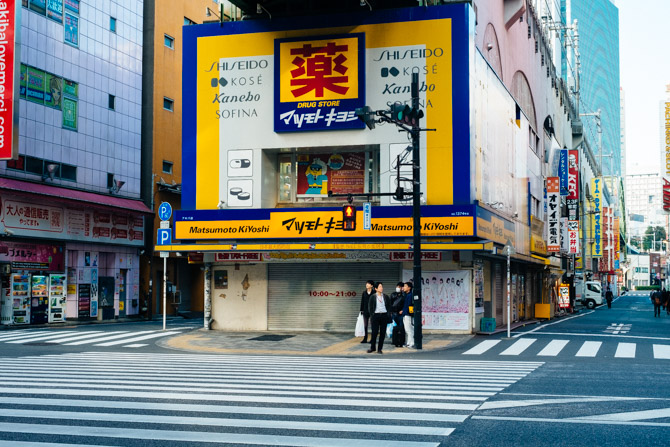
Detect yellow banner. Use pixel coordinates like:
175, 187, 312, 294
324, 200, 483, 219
592, 210, 603, 257
175, 210, 474, 240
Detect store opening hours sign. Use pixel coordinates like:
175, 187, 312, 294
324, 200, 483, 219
0, 0, 18, 160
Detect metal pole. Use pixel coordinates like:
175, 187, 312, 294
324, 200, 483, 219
204, 263, 212, 330
411, 72, 423, 350
162, 256, 167, 331
507, 251, 511, 338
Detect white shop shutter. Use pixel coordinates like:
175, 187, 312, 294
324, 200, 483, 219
268, 263, 401, 331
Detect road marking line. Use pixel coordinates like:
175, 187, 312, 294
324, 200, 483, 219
575, 341, 601, 357
525, 332, 670, 341
5, 332, 79, 344
614, 342, 636, 358
575, 407, 670, 421
124, 344, 149, 348
500, 339, 536, 356
463, 340, 501, 355
653, 344, 670, 359
537, 340, 569, 356
62, 331, 158, 346
94, 331, 182, 346
0, 422, 442, 447
512, 311, 594, 338
0, 331, 51, 341
471, 415, 670, 428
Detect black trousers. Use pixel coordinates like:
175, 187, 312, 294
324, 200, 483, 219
362, 313, 370, 339
654, 303, 662, 317
370, 313, 389, 352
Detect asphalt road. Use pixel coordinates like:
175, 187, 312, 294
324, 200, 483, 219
0, 292, 667, 446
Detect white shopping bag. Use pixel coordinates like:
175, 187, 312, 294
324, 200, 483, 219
355, 313, 365, 337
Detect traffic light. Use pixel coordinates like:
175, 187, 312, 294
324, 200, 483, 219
390, 103, 410, 122
342, 205, 356, 231
355, 106, 376, 130
402, 107, 424, 126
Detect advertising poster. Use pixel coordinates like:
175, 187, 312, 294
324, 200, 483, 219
62, 97, 77, 129
27, 66, 46, 104
45, 73, 62, 109
403, 269, 471, 330
296, 152, 365, 197
63, 79, 78, 98
64, 12, 79, 47
78, 283, 90, 318
31, 276, 48, 297
474, 261, 484, 314
20, 64, 26, 98
559, 284, 570, 308
0, 241, 65, 271
47, 0, 63, 23
546, 177, 560, 252
64, 0, 78, 14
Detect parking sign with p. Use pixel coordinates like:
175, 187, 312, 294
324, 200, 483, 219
157, 228, 172, 246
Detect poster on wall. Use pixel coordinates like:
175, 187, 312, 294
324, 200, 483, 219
78, 283, 90, 318
64, 12, 79, 47
47, 0, 64, 23
402, 269, 471, 330
474, 261, 484, 314
45, 73, 62, 109
62, 97, 77, 129
27, 66, 46, 104
0, 241, 65, 271
559, 284, 570, 308
64, 0, 78, 14
296, 153, 365, 197
30, 0, 46, 15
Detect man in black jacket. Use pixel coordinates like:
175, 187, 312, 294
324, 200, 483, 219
367, 282, 391, 354
359, 280, 375, 343
390, 282, 406, 347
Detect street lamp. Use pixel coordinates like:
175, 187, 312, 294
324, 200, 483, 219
502, 240, 515, 338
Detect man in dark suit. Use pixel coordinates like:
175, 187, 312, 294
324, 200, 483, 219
367, 282, 391, 354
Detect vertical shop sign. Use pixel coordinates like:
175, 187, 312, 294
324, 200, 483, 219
568, 220, 580, 254
77, 283, 90, 318
0, 0, 18, 160
546, 177, 560, 252
560, 217, 569, 253
614, 216, 620, 255
567, 150, 579, 220
559, 284, 570, 308
591, 177, 602, 258
558, 149, 569, 196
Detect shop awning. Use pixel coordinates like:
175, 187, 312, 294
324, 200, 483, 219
155, 241, 495, 252
531, 254, 551, 265
0, 177, 152, 214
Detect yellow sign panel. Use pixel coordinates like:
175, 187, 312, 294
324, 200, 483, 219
476, 215, 515, 246
278, 37, 360, 103
591, 211, 603, 258
176, 210, 474, 240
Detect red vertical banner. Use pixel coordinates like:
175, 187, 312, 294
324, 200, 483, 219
546, 177, 560, 252
567, 150, 579, 220
0, 0, 17, 160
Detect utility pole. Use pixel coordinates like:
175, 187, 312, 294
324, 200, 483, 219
410, 73, 423, 350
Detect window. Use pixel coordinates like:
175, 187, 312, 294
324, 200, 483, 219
7, 155, 76, 181
110, 17, 117, 33
107, 173, 115, 189
108, 94, 115, 110
163, 97, 174, 111
276, 147, 379, 204
184, 17, 196, 26
164, 34, 174, 49
162, 161, 173, 174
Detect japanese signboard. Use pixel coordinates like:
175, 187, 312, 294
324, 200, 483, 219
567, 149, 579, 220
176, 205, 475, 240
296, 152, 365, 197
568, 220, 579, 255
559, 149, 569, 196
559, 284, 570, 308
591, 177, 602, 214
476, 207, 515, 246
614, 216, 620, 255
0, 241, 65, 271
592, 208, 603, 258
274, 34, 365, 132
560, 217, 568, 253
546, 177, 560, 252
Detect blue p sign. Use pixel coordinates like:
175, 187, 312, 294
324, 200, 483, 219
158, 202, 172, 221
157, 228, 172, 245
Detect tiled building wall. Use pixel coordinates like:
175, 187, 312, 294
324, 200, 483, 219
2, 0, 143, 198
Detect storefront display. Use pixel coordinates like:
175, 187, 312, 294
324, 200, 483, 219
10, 274, 30, 324
48, 274, 67, 323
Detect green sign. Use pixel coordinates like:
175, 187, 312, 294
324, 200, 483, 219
62, 97, 77, 130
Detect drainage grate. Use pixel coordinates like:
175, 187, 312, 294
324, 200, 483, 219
248, 335, 295, 342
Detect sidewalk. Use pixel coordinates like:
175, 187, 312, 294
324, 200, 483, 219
160, 329, 474, 357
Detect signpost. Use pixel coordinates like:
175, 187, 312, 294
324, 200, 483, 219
157, 203, 172, 330
502, 240, 515, 338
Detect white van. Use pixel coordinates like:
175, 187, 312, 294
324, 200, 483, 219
574, 280, 603, 309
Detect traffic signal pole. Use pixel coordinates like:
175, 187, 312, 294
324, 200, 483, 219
410, 73, 423, 350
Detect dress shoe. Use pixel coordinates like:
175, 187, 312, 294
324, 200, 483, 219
367, 349, 375, 353
377, 350, 383, 354
360, 338, 368, 344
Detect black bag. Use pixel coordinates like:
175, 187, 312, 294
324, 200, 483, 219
392, 323, 404, 347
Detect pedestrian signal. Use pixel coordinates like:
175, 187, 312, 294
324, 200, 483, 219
342, 205, 356, 231
355, 106, 376, 130
390, 103, 410, 122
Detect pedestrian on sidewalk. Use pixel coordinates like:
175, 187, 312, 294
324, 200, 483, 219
605, 287, 613, 309
367, 282, 391, 354
401, 281, 415, 348
359, 280, 374, 343
390, 282, 406, 347
663, 288, 670, 315
652, 290, 663, 317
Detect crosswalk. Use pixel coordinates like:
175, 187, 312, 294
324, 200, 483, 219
0, 328, 187, 348
463, 338, 670, 360
0, 352, 543, 446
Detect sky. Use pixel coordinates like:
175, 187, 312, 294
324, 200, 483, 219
618, 0, 670, 175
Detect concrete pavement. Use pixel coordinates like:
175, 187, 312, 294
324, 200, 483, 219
160, 328, 473, 356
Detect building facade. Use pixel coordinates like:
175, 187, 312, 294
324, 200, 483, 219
159, 2, 584, 334
1, 1, 149, 326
